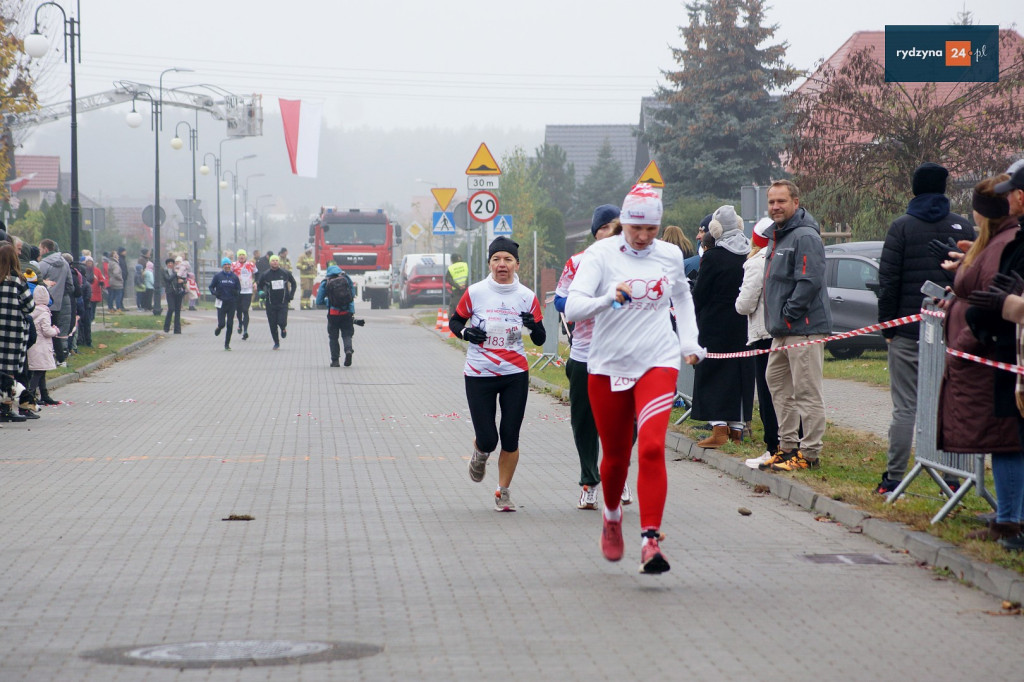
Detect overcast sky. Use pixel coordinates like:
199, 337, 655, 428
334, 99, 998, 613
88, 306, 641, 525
13, 0, 1022, 226
25, 0, 1022, 131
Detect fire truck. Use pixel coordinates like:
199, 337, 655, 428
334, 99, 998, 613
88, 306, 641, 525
308, 207, 402, 309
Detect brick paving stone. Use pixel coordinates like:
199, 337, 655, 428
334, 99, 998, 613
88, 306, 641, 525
0, 307, 1021, 681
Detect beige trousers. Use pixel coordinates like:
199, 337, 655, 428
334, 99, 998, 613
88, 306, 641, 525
765, 334, 826, 459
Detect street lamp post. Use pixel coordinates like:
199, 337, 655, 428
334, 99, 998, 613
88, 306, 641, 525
199, 138, 239, 261
255, 194, 273, 247
171, 117, 199, 289
24, 0, 82, 260
126, 67, 193, 316
243, 173, 264, 245
230, 155, 257, 243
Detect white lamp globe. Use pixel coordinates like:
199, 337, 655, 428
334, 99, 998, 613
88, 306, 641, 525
125, 110, 143, 128
170, 137, 184, 150
219, 180, 228, 189
24, 32, 49, 59
199, 164, 210, 176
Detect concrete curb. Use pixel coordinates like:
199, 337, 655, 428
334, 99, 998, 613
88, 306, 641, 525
529, 375, 1024, 604
48, 333, 162, 391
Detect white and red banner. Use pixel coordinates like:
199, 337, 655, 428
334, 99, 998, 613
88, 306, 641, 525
6, 173, 37, 193
278, 99, 322, 178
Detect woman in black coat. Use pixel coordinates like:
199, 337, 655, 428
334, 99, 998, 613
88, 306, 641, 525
691, 205, 755, 448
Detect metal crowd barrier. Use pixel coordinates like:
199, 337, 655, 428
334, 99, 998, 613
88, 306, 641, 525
885, 300, 996, 523
531, 292, 562, 370
673, 360, 695, 425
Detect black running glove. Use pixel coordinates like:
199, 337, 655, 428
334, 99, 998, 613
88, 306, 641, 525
461, 327, 487, 345
520, 312, 543, 333
353, 318, 366, 327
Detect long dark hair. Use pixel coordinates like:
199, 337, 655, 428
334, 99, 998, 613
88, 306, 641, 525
0, 243, 21, 282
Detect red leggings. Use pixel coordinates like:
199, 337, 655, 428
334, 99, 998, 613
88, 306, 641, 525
588, 367, 678, 529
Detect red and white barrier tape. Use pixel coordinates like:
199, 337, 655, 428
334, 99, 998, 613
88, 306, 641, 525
705, 312, 926, 359
945, 348, 1024, 376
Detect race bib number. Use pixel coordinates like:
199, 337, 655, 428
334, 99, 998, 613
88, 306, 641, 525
610, 376, 638, 392
214, 299, 223, 309
484, 320, 513, 350
271, 279, 285, 290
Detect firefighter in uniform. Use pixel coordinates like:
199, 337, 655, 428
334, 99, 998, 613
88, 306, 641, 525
296, 248, 317, 309
445, 254, 469, 316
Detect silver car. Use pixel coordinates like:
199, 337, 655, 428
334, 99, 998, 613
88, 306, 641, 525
823, 241, 887, 359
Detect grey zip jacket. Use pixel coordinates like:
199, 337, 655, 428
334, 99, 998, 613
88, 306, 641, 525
762, 207, 832, 337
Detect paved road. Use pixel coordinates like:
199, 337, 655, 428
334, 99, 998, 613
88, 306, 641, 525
1, 306, 1020, 680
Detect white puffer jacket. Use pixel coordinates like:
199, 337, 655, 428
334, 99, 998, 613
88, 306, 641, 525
734, 247, 770, 345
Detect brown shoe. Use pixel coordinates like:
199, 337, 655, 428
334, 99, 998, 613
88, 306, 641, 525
697, 425, 730, 449
729, 428, 743, 444
966, 521, 1021, 541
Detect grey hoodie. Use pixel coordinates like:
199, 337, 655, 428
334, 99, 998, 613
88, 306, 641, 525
36, 250, 70, 312
762, 207, 832, 337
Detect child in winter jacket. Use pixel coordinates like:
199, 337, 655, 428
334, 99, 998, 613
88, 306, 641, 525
28, 285, 61, 405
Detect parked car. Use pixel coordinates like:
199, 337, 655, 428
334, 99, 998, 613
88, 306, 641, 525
823, 241, 887, 359
397, 253, 450, 308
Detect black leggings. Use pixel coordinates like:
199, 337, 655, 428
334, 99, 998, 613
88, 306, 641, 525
236, 293, 252, 332
464, 372, 529, 453
217, 300, 238, 345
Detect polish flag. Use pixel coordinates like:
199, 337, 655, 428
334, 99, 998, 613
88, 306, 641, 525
7, 173, 37, 193
279, 99, 322, 178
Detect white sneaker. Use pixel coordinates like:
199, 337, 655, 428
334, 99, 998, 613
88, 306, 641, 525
745, 451, 773, 470
577, 484, 599, 510
620, 482, 633, 505
494, 488, 516, 512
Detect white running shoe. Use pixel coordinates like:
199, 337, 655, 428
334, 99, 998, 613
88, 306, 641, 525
620, 482, 633, 505
494, 488, 516, 512
468, 446, 489, 482
578, 484, 599, 510
745, 451, 773, 470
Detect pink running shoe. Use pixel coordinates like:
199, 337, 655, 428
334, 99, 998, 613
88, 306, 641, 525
601, 516, 624, 562
639, 536, 670, 575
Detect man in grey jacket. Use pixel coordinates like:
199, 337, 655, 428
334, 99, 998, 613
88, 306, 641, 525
36, 239, 73, 363
761, 180, 832, 471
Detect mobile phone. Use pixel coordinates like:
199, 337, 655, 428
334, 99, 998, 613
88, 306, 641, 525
921, 280, 951, 300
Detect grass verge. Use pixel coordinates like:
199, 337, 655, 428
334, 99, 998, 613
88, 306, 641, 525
50, 329, 151, 378
676, 414, 1024, 575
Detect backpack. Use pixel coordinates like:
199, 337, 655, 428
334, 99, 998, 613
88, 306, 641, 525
325, 275, 353, 310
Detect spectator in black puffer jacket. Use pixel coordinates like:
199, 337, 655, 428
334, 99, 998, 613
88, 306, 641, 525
875, 162, 974, 494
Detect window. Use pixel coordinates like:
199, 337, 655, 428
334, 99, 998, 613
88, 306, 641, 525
835, 259, 875, 291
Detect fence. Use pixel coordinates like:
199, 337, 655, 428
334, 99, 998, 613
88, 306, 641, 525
884, 301, 996, 523
530, 292, 562, 370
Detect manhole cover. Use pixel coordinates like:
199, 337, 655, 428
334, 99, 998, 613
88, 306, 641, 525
83, 640, 383, 668
802, 553, 894, 565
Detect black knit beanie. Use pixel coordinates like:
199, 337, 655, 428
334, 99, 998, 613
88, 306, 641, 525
488, 236, 519, 261
912, 162, 948, 196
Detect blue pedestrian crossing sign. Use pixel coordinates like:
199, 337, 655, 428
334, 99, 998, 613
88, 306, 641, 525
493, 214, 513, 235
433, 211, 456, 235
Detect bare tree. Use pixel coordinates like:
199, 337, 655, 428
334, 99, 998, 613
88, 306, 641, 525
786, 31, 1024, 239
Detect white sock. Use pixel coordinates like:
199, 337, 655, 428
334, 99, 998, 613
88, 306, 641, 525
603, 505, 621, 522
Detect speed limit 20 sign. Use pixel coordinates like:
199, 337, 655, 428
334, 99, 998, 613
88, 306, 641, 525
468, 190, 499, 222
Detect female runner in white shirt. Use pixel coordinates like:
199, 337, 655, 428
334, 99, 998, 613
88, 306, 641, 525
565, 184, 704, 574
448, 237, 546, 512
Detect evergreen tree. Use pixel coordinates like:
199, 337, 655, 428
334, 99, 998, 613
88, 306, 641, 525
531, 143, 575, 217
574, 139, 630, 217
645, 0, 798, 196
42, 196, 70, 249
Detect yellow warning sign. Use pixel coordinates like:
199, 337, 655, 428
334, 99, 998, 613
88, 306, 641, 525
431, 188, 457, 211
637, 160, 665, 188
465, 143, 502, 175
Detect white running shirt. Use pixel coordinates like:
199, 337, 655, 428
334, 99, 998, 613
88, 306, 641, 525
565, 234, 704, 379
455, 275, 543, 377
555, 251, 593, 363
232, 260, 257, 294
